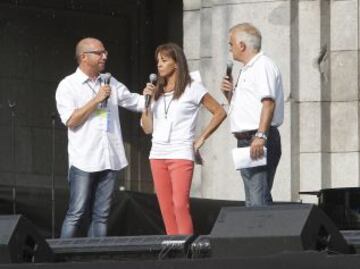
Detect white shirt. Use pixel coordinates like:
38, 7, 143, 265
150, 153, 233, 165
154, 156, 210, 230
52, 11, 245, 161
229, 52, 284, 133
149, 81, 207, 161
56, 68, 145, 172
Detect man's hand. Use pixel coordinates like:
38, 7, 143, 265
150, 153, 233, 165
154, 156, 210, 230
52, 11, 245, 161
250, 137, 266, 160
95, 85, 111, 104
221, 76, 234, 101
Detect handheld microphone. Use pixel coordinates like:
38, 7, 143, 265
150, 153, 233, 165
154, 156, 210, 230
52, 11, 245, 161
146, 73, 157, 108
101, 73, 111, 108
103, 72, 111, 85
224, 61, 233, 101
226, 60, 233, 81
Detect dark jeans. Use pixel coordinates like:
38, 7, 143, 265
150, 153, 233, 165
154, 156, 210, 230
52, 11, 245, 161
237, 127, 281, 207
60, 166, 117, 238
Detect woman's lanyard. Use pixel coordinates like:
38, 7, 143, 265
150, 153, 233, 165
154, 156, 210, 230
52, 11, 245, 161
163, 94, 174, 119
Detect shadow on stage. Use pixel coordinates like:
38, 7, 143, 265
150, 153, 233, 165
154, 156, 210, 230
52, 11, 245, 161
0, 184, 243, 237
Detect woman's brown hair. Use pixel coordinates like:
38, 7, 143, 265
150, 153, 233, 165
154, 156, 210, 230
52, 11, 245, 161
153, 43, 192, 101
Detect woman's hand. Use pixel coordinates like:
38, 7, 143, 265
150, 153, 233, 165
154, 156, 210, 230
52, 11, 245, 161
194, 136, 205, 151
143, 83, 155, 96
143, 83, 155, 114
193, 137, 205, 165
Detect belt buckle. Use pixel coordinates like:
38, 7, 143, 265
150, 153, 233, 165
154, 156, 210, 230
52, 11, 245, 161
235, 130, 255, 140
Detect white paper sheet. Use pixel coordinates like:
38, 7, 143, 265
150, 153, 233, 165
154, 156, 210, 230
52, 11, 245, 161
232, 146, 267, 170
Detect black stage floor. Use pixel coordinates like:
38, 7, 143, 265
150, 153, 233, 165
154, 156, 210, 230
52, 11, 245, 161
1, 251, 360, 269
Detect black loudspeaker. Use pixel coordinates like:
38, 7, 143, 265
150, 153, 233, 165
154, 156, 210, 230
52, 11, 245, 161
317, 188, 360, 229
47, 235, 194, 261
210, 204, 352, 258
0, 215, 54, 263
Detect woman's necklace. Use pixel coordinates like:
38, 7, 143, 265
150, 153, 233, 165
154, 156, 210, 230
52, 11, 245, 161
163, 92, 174, 119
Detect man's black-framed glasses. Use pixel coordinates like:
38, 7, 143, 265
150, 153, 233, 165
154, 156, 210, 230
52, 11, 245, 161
83, 50, 108, 56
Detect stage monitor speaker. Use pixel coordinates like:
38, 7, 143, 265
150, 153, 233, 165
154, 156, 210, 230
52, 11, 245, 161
0, 215, 54, 263
47, 234, 194, 261
210, 204, 352, 258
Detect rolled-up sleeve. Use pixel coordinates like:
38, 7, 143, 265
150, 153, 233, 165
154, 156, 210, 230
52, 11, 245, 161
55, 80, 76, 125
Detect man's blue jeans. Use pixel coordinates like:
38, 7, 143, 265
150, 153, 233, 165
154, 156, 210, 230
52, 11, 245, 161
237, 127, 281, 207
60, 166, 117, 238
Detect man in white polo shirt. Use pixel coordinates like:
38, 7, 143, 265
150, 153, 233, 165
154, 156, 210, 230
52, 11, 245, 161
56, 37, 147, 238
221, 23, 284, 206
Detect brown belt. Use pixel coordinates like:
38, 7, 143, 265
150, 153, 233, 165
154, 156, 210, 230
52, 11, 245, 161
233, 130, 257, 140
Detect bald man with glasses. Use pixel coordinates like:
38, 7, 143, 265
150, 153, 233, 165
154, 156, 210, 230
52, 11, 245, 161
55, 37, 151, 238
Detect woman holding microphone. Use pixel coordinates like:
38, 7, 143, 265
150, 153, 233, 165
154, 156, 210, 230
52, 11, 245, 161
141, 43, 226, 235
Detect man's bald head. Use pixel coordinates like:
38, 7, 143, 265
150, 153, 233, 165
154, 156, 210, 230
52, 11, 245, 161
75, 37, 103, 63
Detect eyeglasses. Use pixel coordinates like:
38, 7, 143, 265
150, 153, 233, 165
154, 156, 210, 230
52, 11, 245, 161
83, 50, 108, 56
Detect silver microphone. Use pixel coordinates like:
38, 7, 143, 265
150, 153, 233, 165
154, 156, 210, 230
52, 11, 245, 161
101, 73, 111, 108
103, 72, 111, 85
146, 73, 157, 108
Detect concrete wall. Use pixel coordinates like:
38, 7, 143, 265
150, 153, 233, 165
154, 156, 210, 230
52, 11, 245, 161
184, 0, 360, 203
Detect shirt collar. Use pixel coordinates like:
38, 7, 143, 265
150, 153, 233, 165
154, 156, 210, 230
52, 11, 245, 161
242, 51, 263, 70
74, 68, 101, 84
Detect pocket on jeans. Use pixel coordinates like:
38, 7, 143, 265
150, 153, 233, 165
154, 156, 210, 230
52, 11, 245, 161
68, 165, 89, 181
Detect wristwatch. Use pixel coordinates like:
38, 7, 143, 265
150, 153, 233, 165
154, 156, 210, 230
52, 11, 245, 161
255, 131, 268, 141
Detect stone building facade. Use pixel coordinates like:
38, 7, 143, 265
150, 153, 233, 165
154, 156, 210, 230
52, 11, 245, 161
184, 0, 360, 203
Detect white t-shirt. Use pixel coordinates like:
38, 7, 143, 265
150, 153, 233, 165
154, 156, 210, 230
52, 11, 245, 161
56, 68, 145, 172
229, 52, 284, 133
149, 81, 207, 161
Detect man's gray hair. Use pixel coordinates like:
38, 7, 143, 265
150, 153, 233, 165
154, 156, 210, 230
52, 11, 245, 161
230, 23, 262, 51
